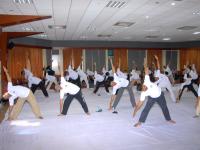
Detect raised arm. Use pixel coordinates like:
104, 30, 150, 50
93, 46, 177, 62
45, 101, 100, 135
109, 57, 115, 73
3, 66, 11, 82
154, 55, 160, 70
93, 62, 96, 71
144, 57, 149, 75
118, 58, 121, 69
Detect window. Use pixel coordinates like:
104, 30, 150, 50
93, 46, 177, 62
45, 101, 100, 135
165, 50, 178, 71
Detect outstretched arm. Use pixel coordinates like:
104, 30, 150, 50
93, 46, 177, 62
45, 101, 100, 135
154, 55, 160, 70
109, 57, 115, 73
3, 66, 11, 82
144, 57, 149, 75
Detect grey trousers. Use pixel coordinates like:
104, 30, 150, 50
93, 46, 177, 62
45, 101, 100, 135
139, 92, 171, 123
112, 83, 136, 110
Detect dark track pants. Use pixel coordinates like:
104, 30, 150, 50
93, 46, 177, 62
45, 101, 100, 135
31, 80, 49, 97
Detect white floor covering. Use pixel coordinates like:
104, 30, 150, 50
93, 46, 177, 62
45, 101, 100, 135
0, 85, 200, 150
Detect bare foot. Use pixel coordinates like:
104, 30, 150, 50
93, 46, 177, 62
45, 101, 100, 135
168, 120, 176, 124
193, 115, 199, 118
38, 116, 43, 119
134, 122, 142, 127
86, 112, 90, 115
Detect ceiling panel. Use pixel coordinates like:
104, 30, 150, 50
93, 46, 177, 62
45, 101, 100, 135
1, 0, 200, 42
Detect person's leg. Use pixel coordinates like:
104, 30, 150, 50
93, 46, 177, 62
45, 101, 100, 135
47, 81, 53, 90
188, 84, 198, 98
31, 84, 38, 94
74, 91, 89, 114
104, 81, 110, 93
39, 81, 49, 97
9, 98, 26, 120
127, 84, 136, 108
93, 81, 101, 93
195, 97, 200, 117
138, 97, 155, 123
166, 84, 176, 102
61, 95, 74, 115
0, 102, 9, 123
178, 85, 188, 100
84, 77, 89, 88
27, 91, 43, 118
112, 87, 125, 110
156, 92, 172, 121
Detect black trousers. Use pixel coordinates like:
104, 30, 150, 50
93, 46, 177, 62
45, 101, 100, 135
179, 83, 198, 100
93, 80, 109, 93
61, 91, 89, 115
139, 92, 171, 123
31, 80, 49, 97
68, 77, 81, 88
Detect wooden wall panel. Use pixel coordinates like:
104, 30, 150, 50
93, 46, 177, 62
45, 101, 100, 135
8, 46, 43, 82
147, 49, 162, 69
179, 48, 200, 73
63, 48, 73, 70
0, 32, 8, 93
114, 48, 128, 71
63, 48, 83, 70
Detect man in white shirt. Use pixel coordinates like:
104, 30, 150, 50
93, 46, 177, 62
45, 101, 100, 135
77, 66, 89, 88
56, 65, 90, 115
132, 58, 175, 127
21, 59, 49, 97
1, 66, 43, 120
67, 65, 81, 88
108, 58, 135, 113
154, 56, 176, 102
176, 73, 198, 102
163, 64, 174, 86
44, 65, 59, 91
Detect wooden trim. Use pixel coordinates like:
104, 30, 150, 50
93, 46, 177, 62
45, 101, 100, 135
7, 32, 43, 39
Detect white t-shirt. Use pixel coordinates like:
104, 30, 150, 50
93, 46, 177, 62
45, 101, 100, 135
46, 74, 56, 82
164, 66, 172, 76
198, 85, 200, 97
7, 82, 30, 106
112, 73, 129, 95
130, 69, 140, 80
77, 67, 87, 79
24, 69, 33, 80
94, 71, 104, 82
154, 70, 171, 87
189, 70, 198, 80
86, 69, 94, 76
140, 75, 161, 101
60, 77, 80, 99
116, 68, 127, 79
68, 67, 78, 80
28, 75, 41, 88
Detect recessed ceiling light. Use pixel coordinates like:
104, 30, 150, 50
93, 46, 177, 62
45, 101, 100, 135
48, 25, 66, 29
171, 2, 176, 6
145, 16, 149, 19
113, 21, 135, 27
13, 0, 33, 4
22, 27, 33, 31
163, 37, 171, 41
193, 32, 200, 35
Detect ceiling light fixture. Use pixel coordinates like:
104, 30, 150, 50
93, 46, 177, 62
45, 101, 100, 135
171, 2, 176, 6
48, 25, 66, 29
13, 0, 33, 4
113, 21, 135, 27
163, 37, 171, 41
145, 15, 149, 19
193, 32, 200, 35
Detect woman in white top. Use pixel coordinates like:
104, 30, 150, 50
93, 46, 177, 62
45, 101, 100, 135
108, 58, 135, 113
56, 65, 90, 116
1, 66, 43, 120
66, 65, 81, 88
132, 58, 175, 127
154, 56, 176, 102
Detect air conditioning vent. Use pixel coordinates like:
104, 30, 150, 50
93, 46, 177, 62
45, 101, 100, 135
177, 26, 198, 30
97, 34, 112, 38
106, 1, 126, 8
13, 0, 33, 4
145, 35, 159, 39
113, 21, 135, 27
